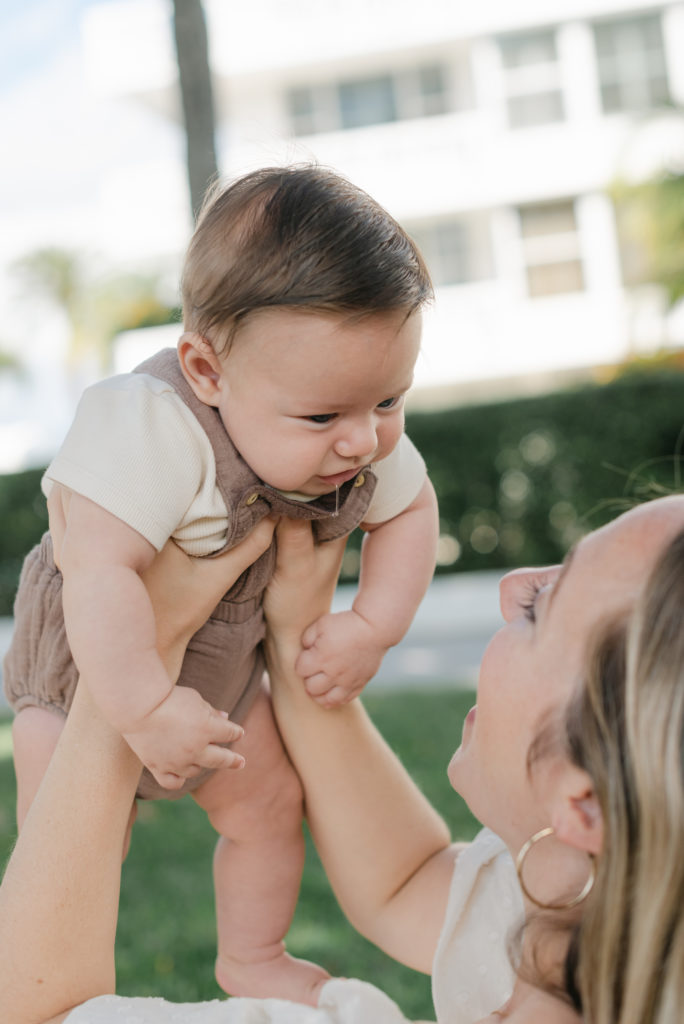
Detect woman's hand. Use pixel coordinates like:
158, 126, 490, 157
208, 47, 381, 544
143, 517, 277, 680
264, 520, 453, 975
264, 518, 346, 655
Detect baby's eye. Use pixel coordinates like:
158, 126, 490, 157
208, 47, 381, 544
377, 396, 401, 410
307, 413, 337, 424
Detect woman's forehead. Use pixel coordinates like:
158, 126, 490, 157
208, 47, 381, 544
561, 497, 684, 612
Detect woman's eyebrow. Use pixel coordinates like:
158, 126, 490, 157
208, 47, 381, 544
548, 544, 578, 610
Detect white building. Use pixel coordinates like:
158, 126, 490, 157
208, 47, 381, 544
83, 0, 684, 406
3, 0, 684, 474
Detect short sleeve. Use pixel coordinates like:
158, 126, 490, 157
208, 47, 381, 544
364, 433, 427, 525
431, 828, 522, 1024
42, 374, 207, 551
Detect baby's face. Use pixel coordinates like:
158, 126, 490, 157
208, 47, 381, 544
214, 308, 421, 495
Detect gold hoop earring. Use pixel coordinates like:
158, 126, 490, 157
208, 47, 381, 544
516, 826, 595, 910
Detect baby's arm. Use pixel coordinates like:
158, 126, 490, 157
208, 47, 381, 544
297, 477, 439, 705
57, 491, 242, 788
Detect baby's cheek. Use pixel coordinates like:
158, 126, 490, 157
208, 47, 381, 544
377, 425, 403, 460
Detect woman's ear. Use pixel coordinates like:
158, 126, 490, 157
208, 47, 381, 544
177, 332, 223, 407
551, 764, 603, 857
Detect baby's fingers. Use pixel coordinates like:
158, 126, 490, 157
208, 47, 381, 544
200, 744, 246, 773
300, 621, 322, 650
303, 671, 333, 697
312, 686, 351, 708
152, 769, 186, 791
296, 646, 324, 680
208, 710, 245, 746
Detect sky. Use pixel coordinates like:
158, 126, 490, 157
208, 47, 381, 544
1, 0, 682, 471
0, 1, 118, 281
0, 0, 181, 262
0, 0, 181, 469
0, 1, 113, 225
0, 0, 93, 92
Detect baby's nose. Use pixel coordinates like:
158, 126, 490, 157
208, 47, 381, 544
334, 418, 377, 459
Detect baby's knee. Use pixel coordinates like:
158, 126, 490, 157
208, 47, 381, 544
211, 756, 304, 841
265, 753, 304, 821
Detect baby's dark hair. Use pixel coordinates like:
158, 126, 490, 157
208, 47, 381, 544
181, 164, 433, 353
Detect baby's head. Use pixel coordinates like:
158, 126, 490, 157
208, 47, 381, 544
181, 163, 432, 352
178, 165, 432, 495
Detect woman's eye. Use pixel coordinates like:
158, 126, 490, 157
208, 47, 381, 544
307, 413, 336, 424
377, 396, 400, 410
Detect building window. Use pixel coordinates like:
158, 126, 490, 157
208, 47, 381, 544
518, 200, 584, 298
498, 28, 565, 129
593, 12, 670, 113
410, 215, 493, 287
288, 86, 335, 136
287, 63, 451, 136
339, 75, 397, 129
406, 65, 450, 118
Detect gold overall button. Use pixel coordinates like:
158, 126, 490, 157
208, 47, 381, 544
245, 492, 259, 506
353, 473, 365, 487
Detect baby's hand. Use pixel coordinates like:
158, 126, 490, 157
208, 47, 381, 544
122, 686, 245, 789
296, 609, 388, 707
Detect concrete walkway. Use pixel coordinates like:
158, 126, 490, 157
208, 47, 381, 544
0, 569, 505, 709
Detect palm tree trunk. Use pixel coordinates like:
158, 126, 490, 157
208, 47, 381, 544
171, 0, 219, 219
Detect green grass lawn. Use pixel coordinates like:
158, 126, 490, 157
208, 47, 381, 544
0, 686, 478, 1021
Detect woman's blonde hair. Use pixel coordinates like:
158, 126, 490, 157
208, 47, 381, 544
566, 527, 684, 1022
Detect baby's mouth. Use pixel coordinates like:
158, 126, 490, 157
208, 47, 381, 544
317, 467, 363, 487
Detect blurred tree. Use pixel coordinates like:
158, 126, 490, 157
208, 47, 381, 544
170, 0, 219, 219
0, 349, 23, 375
611, 105, 684, 309
11, 248, 179, 373
11, 249, 95, 368
613, 170, 684, 306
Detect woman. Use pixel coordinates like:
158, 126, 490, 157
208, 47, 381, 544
1, 495, 683, 1023
266, 495, 684, 1022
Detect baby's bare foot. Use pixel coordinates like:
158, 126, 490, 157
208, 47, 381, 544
216, 949, 330, 1006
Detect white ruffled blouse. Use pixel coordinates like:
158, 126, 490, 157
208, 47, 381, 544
66, 829, 523, 1024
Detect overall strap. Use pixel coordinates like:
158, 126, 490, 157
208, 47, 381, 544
134, 348, 377, 548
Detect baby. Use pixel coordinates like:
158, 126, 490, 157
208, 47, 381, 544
4, 165, 438, 1005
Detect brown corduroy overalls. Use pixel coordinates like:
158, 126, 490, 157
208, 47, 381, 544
3, 348, 377, 799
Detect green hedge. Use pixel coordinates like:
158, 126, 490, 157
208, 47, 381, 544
1, 368, 683, 614
0, 468, 47, 616
339, 366, 684, 577
403, 367, 684, 576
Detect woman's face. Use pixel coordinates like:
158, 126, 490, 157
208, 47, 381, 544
448, 495, 684, 849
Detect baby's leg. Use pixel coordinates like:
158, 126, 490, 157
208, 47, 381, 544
192, 684, 330, 1006
12, 705, 137, 857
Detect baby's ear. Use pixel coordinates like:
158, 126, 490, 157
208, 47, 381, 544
551, 764, 603, 857
177, 332, 223, 406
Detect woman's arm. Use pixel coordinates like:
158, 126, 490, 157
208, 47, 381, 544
265, 519, 457, 975
0, 681, 140, 1024
0, 521, 275, 1024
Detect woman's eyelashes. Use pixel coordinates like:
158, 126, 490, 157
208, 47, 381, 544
520, 580, 542, 623
518, 570, 560, 623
